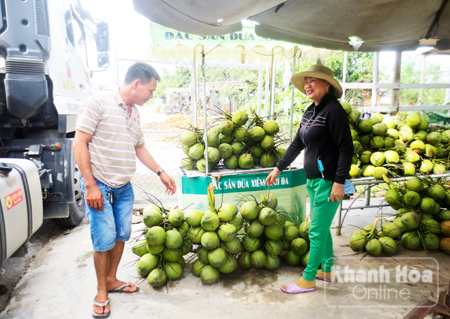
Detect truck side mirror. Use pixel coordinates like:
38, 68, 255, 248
95, 22, 109, 52
97, 53, 110, 68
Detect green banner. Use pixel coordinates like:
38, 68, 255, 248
151, 23, 303, 50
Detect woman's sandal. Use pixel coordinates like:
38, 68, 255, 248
92, 298, 110, 318
280, 282, 315, 294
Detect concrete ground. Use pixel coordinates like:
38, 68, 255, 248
0, 198, 449, 319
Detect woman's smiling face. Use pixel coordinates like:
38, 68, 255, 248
304, 77, 330, 104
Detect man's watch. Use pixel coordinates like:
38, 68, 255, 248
157, 169, 164, 176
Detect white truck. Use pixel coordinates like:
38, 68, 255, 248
0, 0, 109, 265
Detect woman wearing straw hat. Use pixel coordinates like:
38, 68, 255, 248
265, 64, 353, 294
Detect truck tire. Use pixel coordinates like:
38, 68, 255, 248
54, 166, 86, 227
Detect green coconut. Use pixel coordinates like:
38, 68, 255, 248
370, 152, 386, 166
290, 237, 308, 256
382, 222, 402, 239
402, 162, 416, 176
201, 211, 220, 231
348, 109, 361, 124
250, 126, 266, 142
283, 250, 301, 266
427, 132, 442, 146
414, 130, 428, 141
132, 240, 149, 257
362, 165, 375, 177
185, 209, 205, 227
237, 251, 252, 268
401, 211, 421, 230
162, 247, 182, 262
372, 123, 388, 136
349, 164, 361, 178
180, 130, 197, 147
403, 191, 421, 208
261, 192, 278, 209
399, 130, 414, 143
365, 239, 382, 256
181, 156, 197, 170
265, 240, 283, 256
245, 220, 265, 238
382, 117, 396, 129
204, 147, 220, 163
207, 130, 220, 147
379, 237, 397, 255
217, 203, 238, 222
217, 120, 235, 135
350, 233, 367, 251
260, 135, 275, 150
341, 101, 352, 114
231, 142, 246, 156
428, 184, 446, 201
250, 250, 267, 268
406, 177, 423, 191
265, 255, 281, 270
406, 112, 421, 128
283, 225, 301, 241
165, 230, 183, 249
401, 232, 421, 250
147, 244, 164, 255
219, 255, 238, 274
145, 226, 166, 247
232, 111, 249, 126
422, 219, 440, 233
240, 201, 260, 220
197, 158, 214, 173
147, 268, 167, 287
418, 116, 429, 130
242, 235, 260, 252
386, 128, 400, 139
301, 251, 310, 267
181, 240, 192, 255
250, 144, 264, 158
264, 224, 283, 240
276, 148, 286, 160
369, 112, 383, 125
229, 214, 244, 232
438, 210, 450, 221
258, 207, 277, 226
359, 151, 372, 164
370, 136, 385, 149
441, 130, 450, 143
234, 127, 251, 143
208, 247, 227, 268
385, 189, 403, 210
224, 155, 238, 169
423, 234, 440, 251
143, 205, 163, 227
351, 129, 359, 141
238, 153, 255, 169
192, 260, 207, 277
353, 141, 362, 153
358, 119, 373, 133
263, 120, 280, 135
168, 208, 184, 227
420, 159, 434, 173
223, 238, 243, 254
372, 167, 388, 180
360, 134, 371, 146
164, 262, 183, 280
384, 137, 395, 148
424, 144, 438, 158
394, 140, 407, 154
200, 265, 219, 285
217, 223, 237, 242
187, 226, 205, 244
420, 197, 437, 215
189, 143, 205, 160
433, 163, 446, 174
299, 221, 311, 240
201, 231, 220, 250
260, 153, 277, 168
220, 133, 234, 144
181, 143, 190, 156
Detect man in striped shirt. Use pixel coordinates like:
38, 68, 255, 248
73, 63, 176, 318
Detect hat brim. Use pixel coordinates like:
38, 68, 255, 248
291, 71, 343, 99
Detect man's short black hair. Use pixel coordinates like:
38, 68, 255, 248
124, 62, 160, 85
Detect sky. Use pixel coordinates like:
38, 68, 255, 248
79, 0, 450, 89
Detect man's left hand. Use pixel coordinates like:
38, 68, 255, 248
160, 171, 176, 195
329, 182, 344, 202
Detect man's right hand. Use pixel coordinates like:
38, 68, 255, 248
265, 168, 281, 186
85, 184, 105, 212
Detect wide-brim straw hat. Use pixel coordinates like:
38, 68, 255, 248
291, 64, 343, 98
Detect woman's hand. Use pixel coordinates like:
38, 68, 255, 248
265, 168, 281, 186
329, 182, 345, 202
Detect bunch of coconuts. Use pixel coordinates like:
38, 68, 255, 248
383, 176, 450, 255
132, 204, 192, 287
341, 103, 450, 180
179, 110, 287, 173
190, 190, 311, 285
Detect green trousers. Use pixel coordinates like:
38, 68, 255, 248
302, 178, 340, 281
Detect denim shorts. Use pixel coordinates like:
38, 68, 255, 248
81, 178, 134, 252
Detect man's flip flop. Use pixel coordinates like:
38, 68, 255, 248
280, 282, 315, 294
108, 282, 139, 293
92, 298, 110, 318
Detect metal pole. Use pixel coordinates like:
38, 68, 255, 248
270, 48, 276, 120
371, 52, 379, 108
202, 47, 209, 175
191, 46, 198, 125
264, 62, 270, 118
289, 47, 298, 144
257, 68, 263, 116
391, 51, 402, 112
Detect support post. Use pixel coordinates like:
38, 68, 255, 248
371, 52, 379, 108
257, 68, 263, 116
391, 51, 402, 112
270, 49, 276, 120
190, 46, 198, 125
202, 47, 209, 175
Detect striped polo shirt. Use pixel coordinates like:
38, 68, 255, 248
76, 89, 145, 188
